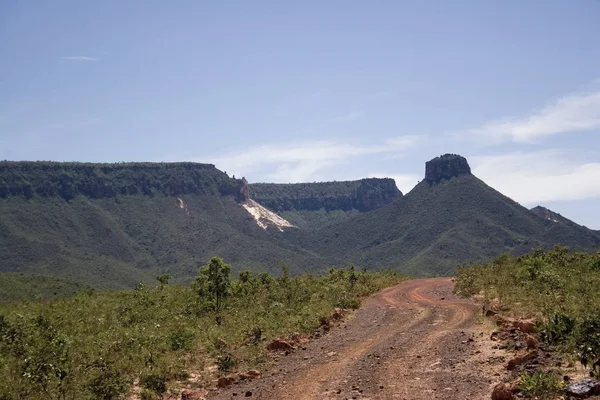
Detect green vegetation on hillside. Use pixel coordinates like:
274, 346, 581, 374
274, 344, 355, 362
251, 178, 401, 214
2, 159, 599, 287
296, 174, 600, 276
0, 273, 88, 303
0, 193, 320, 289
0, 161, 244, 200
454, 247, 600, 376
278, 208, 362, 230
0, 259, 405, 399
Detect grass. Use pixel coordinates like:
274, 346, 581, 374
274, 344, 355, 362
0, 260, 406, 399
0, 273, 88, 303
454, 247, 600, 378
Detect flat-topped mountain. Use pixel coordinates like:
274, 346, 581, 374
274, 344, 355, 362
251, 178, 401, 228
1, 156, 598, 288
251, 178, 401, 212
293, 155, 600, 275
0, 162, 315, 288
0, 161, 246, 200
425, 153, 472, 183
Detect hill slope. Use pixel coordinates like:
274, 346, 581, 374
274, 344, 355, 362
251, 178, 401, 229
2, 157, 599, 288
0, 273, 88, 303
0, 162, 318, 288
293, 155, 600, 275
529, 205, 599, 233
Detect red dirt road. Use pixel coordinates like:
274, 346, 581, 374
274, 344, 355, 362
210, 278, 495, 399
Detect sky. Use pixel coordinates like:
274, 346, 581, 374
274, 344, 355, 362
1, 1, 600, 228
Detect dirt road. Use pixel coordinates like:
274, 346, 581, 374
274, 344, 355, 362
210, 278, 496, 399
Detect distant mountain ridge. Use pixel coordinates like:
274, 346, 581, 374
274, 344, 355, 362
251, 178, 401, 212
0, 161, 246, 200
0, 162, 315, 288
286, 154, 600, 275
250, 178, 402, 229
1, 155, 598, 289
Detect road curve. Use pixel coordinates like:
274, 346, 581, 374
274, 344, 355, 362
210, 278, 493, 400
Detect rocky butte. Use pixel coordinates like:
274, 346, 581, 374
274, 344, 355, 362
250, 178, 401, 213
424, 153, 472, 184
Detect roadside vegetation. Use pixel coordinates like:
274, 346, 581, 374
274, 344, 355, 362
454, 247, 600, 397
0, 257, 405, 399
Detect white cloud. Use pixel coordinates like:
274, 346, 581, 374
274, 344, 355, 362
463, 90, 600, 143
208, 136, 424, 183
60, 56, 101, 61
471, 150, 600, 204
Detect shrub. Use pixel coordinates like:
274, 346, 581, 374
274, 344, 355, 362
575, 312, 600, 377
140, 373, 167, 397
0, 314, 70, 398
455, 248, 600, 376
216, 353, 237, 374
167, 329, 195, 351
336, 291, 360, 310
518, 371, 565, 400
537, 313, 576, 345
86, 369, 131, 400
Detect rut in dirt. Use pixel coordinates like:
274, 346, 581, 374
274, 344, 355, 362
210, 278, 495, 400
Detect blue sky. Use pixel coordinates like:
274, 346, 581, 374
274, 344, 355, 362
1, 1, 600, 228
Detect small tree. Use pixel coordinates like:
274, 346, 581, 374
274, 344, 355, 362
156, 274, 171, 289
196, 257, 231, 314
348, 264, 358, 290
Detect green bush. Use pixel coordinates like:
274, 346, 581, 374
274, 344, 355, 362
86, 367, 131, 400
0, 314, 70, 399
216, 353, 237, 374
537, 313, 576, 345
518, 371, 565, 400
575, 312, 600, 376
455, 247, 600, 376
167, 329, 195, 351
0, 260, 406, 398
140, 372, 167, 397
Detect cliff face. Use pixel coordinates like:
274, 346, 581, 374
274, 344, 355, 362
250, 178, 401, 212
425, 154, 472, 184
0, 162, 246, 200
